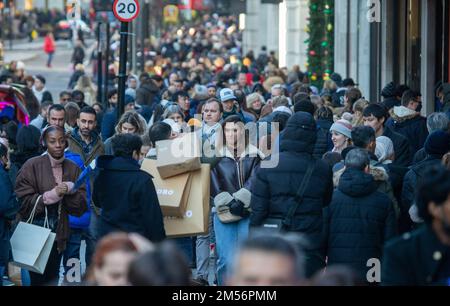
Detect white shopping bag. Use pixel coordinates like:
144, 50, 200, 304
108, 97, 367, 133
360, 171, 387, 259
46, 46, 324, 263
10, 196, 56, 274
10, 223, 56, 274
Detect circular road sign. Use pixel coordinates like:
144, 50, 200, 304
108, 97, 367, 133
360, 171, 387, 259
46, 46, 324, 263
113, 0, 140, 23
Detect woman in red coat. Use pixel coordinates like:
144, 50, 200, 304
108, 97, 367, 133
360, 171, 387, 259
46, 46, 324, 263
43, 31, 55, 68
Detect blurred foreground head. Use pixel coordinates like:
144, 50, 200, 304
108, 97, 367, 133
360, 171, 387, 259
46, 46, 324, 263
227, 234, 305, 286
127, 241, 192, 286
90, 232, 153, 286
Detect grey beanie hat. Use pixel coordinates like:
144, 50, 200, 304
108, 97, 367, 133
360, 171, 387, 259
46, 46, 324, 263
330, 119, 353, 139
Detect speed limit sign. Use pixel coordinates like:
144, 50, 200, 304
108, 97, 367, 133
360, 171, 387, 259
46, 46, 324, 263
113, 0, 140, 22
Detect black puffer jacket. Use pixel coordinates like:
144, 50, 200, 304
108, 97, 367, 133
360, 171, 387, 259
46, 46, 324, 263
383, 126, 412, 167
250, 112, 333, 246
210, 145, 263, 198
0, 166, 19, 266
412, 148, 427, 165
382, 225, 450, 286
401, 155, 442, 232
93, 156, 165, 242
324, 168, 397, 280
313, 119, 333, 159
386, 107, 428, 158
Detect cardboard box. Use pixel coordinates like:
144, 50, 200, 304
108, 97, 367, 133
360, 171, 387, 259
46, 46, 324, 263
163, 164, 211, 238
141, 159, 193, 217
156, 132, 201, 179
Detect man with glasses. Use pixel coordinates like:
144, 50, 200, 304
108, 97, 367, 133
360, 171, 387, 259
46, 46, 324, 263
386, 90, 428, 157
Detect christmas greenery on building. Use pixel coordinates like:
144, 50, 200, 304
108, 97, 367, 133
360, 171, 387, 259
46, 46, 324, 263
306, 0, 334, 87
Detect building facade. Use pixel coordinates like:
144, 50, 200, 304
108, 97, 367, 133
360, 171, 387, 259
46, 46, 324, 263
335, 0, 450, 114
243, 0, 310, 70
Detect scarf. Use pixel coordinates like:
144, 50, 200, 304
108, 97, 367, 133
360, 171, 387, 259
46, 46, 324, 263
48, 153, 65, 184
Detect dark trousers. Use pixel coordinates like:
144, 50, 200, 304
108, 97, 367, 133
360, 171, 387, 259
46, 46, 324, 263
29, 242, 62, 286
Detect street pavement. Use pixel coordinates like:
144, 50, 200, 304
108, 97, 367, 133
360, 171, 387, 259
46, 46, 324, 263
4, 38, 95, 99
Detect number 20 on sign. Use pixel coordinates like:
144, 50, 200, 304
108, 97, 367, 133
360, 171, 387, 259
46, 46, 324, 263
113, 0, 140, 23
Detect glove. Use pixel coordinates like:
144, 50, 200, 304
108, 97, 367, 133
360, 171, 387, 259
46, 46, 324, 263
230, 199, 250, 218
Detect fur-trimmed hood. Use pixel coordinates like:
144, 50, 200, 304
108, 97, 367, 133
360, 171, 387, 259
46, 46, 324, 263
390, 106, 420, 123
333, 164, 389, 188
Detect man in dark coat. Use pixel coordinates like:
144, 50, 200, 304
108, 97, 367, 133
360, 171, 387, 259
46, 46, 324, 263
324, 148, 397, 281
250, 112, 334, 278
136, 75, 160, 109
385, 90, 428, 158
380, 82, 400, 111
314, 106, 334, 159
441, 83, 450, 113
101, 90, 119, 141
412, 112, 449, 164
71, 40, 85, 67
401, 131, 450, 233
93, 134, 165, 243
382, 167, 450, 286
363, 103, 412, 167
0, 143, 19, 285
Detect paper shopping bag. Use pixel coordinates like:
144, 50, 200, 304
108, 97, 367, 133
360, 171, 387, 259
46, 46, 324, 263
10, 222, 56, 275
156, 132, 201, 179
163, 164, 211, 238
141, 159, 193, 217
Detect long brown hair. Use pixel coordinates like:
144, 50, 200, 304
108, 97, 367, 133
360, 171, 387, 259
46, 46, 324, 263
115, 111, 146, 136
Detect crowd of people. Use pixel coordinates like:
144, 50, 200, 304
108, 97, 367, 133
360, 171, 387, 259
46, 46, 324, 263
1, 14, 450, 287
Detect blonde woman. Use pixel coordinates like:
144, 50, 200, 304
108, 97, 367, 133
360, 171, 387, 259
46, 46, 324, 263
351, 99, 370, 127
322, 79, 337, 95
104, 111, 146, 155
74, 75, 97, 106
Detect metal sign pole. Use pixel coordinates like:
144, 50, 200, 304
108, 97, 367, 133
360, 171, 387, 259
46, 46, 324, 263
117, 21, 129, 120
104, 22, 110, 110
97, 22, 103, 106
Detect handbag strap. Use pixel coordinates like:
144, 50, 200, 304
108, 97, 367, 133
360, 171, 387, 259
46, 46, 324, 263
26, 195, 50, 229
283, 161, 315, 229
26, 195, 42, 224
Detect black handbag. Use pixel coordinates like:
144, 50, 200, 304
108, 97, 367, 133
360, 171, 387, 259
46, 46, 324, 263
256, 161, 315, 233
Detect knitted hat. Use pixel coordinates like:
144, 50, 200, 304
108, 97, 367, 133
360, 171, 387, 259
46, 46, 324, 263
375, 136, 394, 162
330, 119, 353, 139
424, 131, 450, 156
125, 88, 136, 100
381, 82, 396, 98
193, 85, 209, 101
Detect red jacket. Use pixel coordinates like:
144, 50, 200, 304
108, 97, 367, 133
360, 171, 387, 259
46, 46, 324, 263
43, 35, 55, 53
